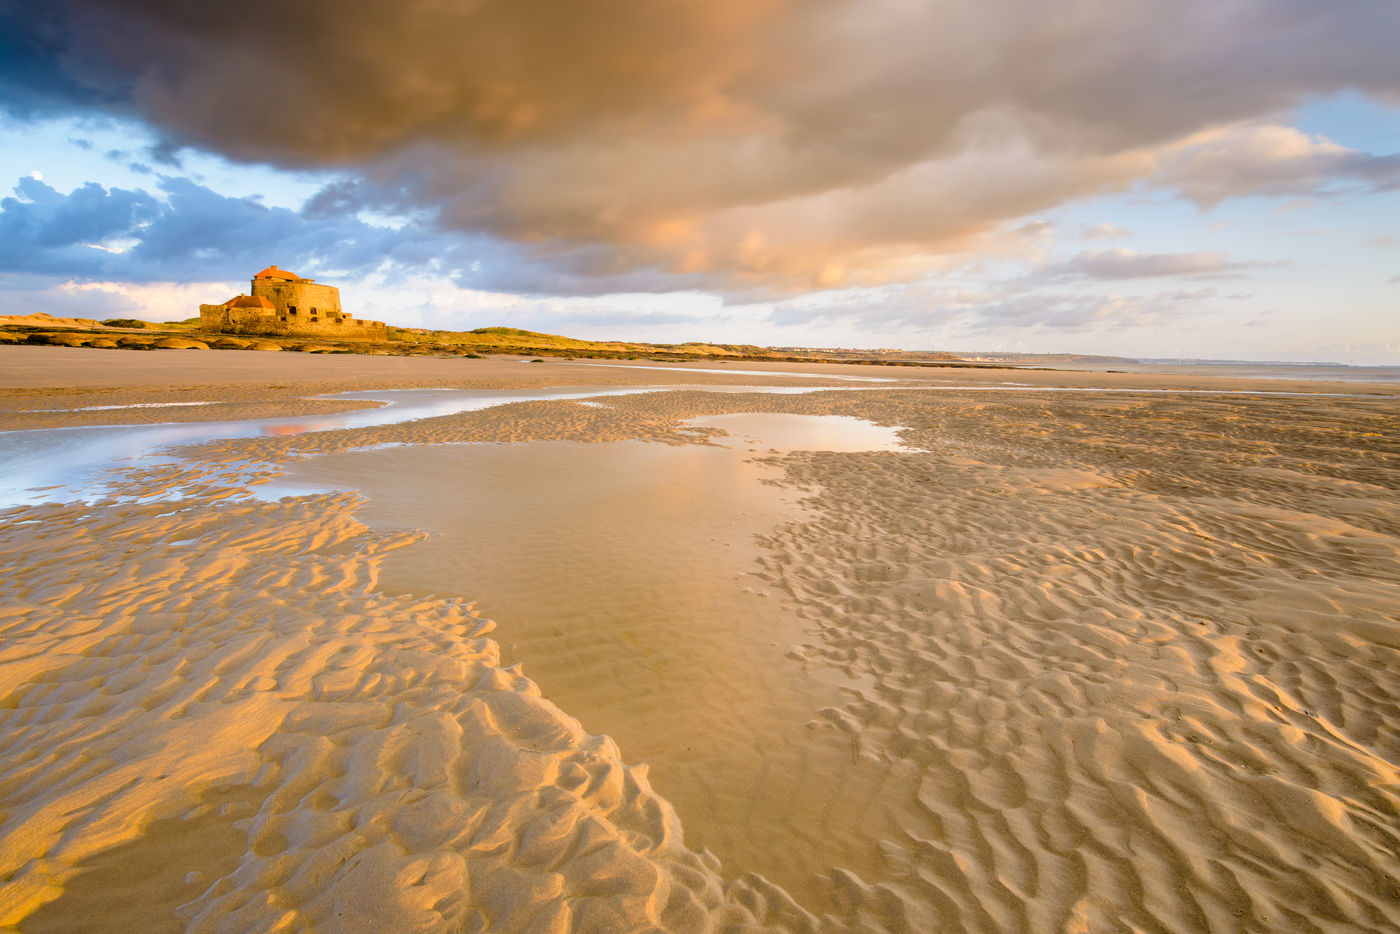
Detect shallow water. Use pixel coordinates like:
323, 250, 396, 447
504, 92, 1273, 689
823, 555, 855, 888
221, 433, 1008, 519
0, 385, 825, 507
270, 413, 911, 909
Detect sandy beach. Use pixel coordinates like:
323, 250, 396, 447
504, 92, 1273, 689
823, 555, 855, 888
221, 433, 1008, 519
1, 345, 1398, 933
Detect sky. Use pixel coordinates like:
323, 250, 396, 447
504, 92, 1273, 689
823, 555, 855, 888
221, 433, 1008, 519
1, 1, 1397, 362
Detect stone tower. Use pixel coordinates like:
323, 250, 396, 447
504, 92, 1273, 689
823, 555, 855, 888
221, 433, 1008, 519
249, 265, 343, 323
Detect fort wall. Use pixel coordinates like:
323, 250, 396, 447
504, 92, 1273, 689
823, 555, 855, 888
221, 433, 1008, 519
199, 304, 387, 340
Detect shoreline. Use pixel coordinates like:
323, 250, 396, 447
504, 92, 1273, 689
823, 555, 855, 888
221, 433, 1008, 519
2, 349, 1398, 930
3, 345, 1397, 434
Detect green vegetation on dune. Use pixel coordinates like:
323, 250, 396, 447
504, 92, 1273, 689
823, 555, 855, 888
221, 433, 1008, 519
468, 327, 571, 340
7, 315, 1008, 368
386, 325, 661, 356
101, 317, 203, 331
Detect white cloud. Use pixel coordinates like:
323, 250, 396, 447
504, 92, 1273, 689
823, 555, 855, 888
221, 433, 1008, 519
57, 279, 238, 320
1153, 123, 1400, 206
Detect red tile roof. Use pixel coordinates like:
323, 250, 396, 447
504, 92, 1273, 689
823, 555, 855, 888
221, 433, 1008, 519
224, 294, 275, 309
253, 265, 307, 281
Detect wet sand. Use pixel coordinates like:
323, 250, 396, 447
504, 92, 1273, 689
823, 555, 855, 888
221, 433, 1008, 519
267, 417, 909, 911
1, 345, 1398, 932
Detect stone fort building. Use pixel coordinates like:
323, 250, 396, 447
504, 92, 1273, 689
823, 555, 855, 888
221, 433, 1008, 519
199, 266, 387, 340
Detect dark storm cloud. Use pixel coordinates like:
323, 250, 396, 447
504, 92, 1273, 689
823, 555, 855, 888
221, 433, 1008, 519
0, 1, 107, 116
5, 0, 1400, 290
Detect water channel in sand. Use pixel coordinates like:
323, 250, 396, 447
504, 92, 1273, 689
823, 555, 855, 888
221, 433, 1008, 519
268, 412, 914, 909
0, 385, 822, 507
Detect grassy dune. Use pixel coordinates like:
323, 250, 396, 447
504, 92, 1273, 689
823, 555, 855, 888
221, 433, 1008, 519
2, 315, 991, 368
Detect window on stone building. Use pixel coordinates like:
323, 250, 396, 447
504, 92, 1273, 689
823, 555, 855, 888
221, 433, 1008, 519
289, 306, 297, 315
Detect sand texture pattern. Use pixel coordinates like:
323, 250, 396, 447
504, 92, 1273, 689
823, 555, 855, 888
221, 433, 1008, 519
1, 354, 1398, 933
753, 393, 1400, 931
190, 387, 1400, 931
0, 468, 814, 933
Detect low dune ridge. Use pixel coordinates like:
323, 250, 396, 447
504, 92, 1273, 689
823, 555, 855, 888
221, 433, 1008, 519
0, 353, 1397, 931
0, 313, 114, 329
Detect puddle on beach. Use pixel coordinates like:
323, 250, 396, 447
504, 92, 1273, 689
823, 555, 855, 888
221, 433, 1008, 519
689, 412, 904, 453
269, 413, 910, 908
0, 385, 825, 507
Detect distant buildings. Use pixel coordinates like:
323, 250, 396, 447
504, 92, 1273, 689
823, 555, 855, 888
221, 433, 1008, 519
199, 266, 386, 340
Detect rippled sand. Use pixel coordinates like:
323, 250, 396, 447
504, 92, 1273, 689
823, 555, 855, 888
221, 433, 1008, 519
1, 347, 1398, 932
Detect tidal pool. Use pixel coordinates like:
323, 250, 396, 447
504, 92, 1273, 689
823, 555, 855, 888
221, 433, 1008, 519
270, 412, 911, 908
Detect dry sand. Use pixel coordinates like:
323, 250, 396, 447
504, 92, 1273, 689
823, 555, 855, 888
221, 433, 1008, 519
1, 345, 1398, 932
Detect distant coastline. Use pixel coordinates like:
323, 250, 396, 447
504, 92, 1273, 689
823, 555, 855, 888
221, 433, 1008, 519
1054, 360, 1400, 384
